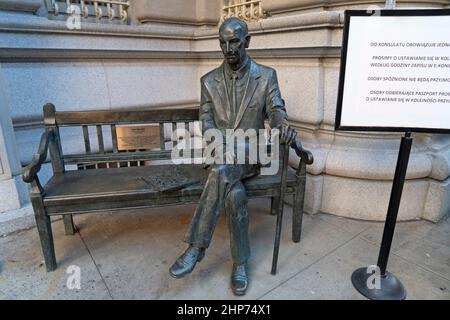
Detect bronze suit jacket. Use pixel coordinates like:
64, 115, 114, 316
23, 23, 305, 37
199, 58, 288, 135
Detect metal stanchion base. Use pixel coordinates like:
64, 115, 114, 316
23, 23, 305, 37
351, 267, 406, 300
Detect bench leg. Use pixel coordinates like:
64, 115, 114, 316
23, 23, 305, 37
293, 167, 307, 243
292, 193, 304, 243
271, 196, 280, 216
63, 215, 76, 235
31, 195, 57, 272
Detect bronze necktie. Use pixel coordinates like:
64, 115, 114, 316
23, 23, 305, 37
231, 73, 238, 124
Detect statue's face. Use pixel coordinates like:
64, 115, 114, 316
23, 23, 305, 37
219, 24, 250, 69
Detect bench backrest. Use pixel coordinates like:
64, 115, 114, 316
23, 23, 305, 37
43, 103, 200, 173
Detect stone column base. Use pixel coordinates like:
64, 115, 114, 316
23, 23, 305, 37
0, 175, 29, 213
302, 174, 449, 223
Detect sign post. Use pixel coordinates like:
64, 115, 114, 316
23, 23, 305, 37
335, 8, 450, 300
351, 132, 411, 300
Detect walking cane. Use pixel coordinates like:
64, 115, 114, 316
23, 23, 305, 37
271, 141, 291, 275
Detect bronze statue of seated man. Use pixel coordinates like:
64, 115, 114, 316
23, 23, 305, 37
169, 17, 297, 296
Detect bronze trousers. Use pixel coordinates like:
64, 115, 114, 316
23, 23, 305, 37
184, 164, 256, 264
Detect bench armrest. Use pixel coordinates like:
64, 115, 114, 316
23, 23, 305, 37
22, 129, 53, 184
290, 140, 314, 165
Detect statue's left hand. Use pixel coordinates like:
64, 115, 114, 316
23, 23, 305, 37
280, 124, 297, 146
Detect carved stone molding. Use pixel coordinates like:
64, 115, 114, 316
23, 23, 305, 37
0, 0, 42, 13
46, 0, 130, 23
263, 0, 449, 14
222, 0, 265, 22
133, 0, 221, 26
0, 47, 341, 62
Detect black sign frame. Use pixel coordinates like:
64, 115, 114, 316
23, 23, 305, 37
335, 9, 450, 134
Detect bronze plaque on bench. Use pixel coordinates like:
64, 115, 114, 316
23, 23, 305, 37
116, 124, 160, 151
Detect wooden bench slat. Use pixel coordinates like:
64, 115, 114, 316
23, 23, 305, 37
159, 122, 165, 151
82, 125, 91, 153
55, 108, 198, 126
63, 149, 205, 164
185, 122, 192, 158
45, 187, 296, 216
172, 122, 177, 148
96, 125, 105, 153
110, 124, 118, 153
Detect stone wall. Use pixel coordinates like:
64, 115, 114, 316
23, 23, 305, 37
132, 0, 221, 25
262, 0, 448, 13
0, 0, 449, 221
0, 0, 41, 12
0, 64, 29, 212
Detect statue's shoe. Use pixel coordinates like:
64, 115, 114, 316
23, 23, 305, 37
231, 263, 248, 296
169, 246, 205, 279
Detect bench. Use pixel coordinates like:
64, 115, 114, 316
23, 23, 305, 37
22, 103, 314, 272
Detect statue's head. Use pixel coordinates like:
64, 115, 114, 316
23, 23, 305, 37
219, 18, 251, 70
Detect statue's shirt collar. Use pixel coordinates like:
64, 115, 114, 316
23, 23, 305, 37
223, 57, 251, 81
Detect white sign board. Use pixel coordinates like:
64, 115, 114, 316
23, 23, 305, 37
336, 10, 450, 133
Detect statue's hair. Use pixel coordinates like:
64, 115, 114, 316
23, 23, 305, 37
219, 17, 249, 37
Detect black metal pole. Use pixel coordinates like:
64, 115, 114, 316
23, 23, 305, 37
351, 132, 411, 300
377, 132, 413, 275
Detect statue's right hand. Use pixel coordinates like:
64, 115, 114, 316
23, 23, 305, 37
225, 150, 236, 165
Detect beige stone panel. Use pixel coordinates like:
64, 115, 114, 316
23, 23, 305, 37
250, 27, 335, 49
296, 144, 328, 175
289, 128, 334, 176
194, 27, 336, 52
263, 0, 449, 14
329, 0, 448, 11
329, 28, 344, 48
194, 38, 219, 52
322, 59, 340, 126
133, 0, 220, 25
0, 64, 22, 177
326, 146, 432, 180
263, 0, 326, 12
102, 60, 200, 109
0, 178, 21, 212
194, 11, 341, 49
304, 173, 324, 214
423, 178, 450, 222
325, 133, 433, 180
320, 175, 429, 221
255, 58, 323, 126
196, 0, 222, 24
3, 62, 111, 120
259, 9, 341, 30
430, 149, 450, 181
290, 127, 449, 216
0, 176, 29, 213
428, 135, 450, 181
194, 9, 343, 40
291, 128, 446, 183
0, 0, 41, 12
